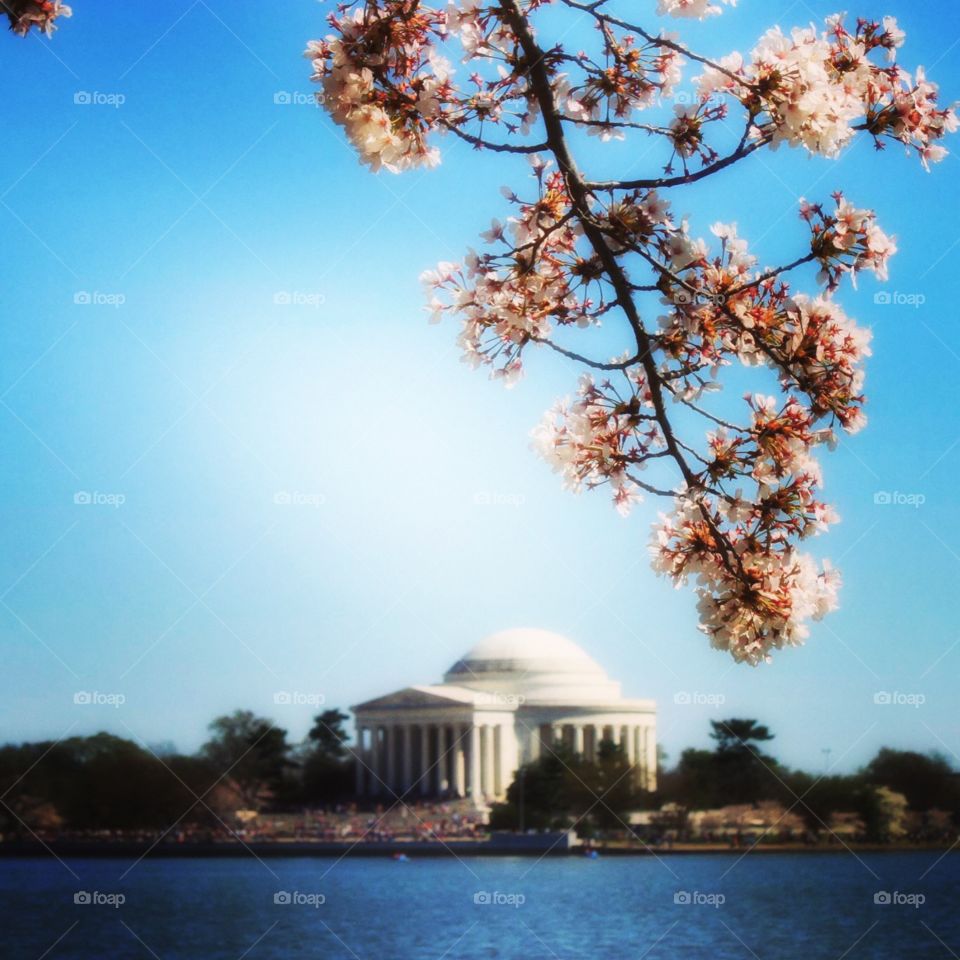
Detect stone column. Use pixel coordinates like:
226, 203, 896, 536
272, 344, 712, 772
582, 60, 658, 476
355, 727, 366, 796
527, 722, 540, 763
420, 725, 431, 796
402, 724, 413, 793
482, 725, 495, 797
454, 724, 467, 797
470, 723, 482, 802
636, 726, 646, 788
620, 725, 632, 764
645, 724, 657, 791
593, 724, 605, 757
493, 725, 503, 797
573, 724, 584, 758
385, 724, 397, 793
436, 724, 447, 795
369, 726, 381, 795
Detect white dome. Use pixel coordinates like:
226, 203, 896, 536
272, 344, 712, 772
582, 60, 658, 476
446, 628, 603, 676
444, 628, 621, 703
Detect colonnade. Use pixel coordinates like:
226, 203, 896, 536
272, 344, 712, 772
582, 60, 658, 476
354, 716, 656, 798
523, 720, 656, 790
354, 720, 510, 799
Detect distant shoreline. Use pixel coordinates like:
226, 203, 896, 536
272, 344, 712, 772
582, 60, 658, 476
1, 839, 956, 858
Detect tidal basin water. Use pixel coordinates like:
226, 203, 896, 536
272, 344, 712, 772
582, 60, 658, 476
2, 851, 957, 959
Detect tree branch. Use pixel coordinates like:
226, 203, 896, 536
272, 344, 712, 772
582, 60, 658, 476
497, 0, 750, 581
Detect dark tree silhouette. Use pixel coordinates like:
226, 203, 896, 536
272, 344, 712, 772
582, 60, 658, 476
201, 711, 292, 810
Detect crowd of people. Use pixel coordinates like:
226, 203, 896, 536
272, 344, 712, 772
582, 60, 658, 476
235, 801, 488, 843
12, 800, 491, 846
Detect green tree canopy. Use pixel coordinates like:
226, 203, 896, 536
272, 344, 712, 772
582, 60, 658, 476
307, 709, 350, 762
301, 709, 354, 803
0, 734, 220, 834
862, 749, 960, 813
201, 711, 292, 810
489, 739, 642, 837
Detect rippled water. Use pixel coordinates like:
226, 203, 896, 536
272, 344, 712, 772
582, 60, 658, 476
2, 851, 956, 958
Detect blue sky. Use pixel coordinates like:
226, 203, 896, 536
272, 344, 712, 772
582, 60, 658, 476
1, 0, 959, 774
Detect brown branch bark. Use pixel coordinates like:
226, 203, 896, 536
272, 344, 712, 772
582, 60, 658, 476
498, 0, 751, 579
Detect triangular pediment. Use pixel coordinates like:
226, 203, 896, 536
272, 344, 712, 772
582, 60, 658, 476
353, 684, 479, 711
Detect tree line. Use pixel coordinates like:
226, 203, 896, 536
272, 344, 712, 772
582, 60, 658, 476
2, 711, 958, 843
491, 719, 960, 842
0, 709, 353, 837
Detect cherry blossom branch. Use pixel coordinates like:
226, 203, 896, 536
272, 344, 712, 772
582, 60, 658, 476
309, 0, 955, 664
439, 120, 549, 153
500, 2, 687, 461
669, 391, 744, 433
725, 252, 818, 296
498, 0, 750, 584
587, 133, 769, 191
558, 0, 756, 86
530, 337, 640, 371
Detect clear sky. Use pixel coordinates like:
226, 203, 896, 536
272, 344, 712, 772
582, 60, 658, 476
2, 0, 959, 775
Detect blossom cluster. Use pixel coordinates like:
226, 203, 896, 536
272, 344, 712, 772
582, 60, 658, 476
773, 295, 872, 433
532, 372, 661, 516
421, 161, 594, 383
652, 393, 842, 664
658, 0, 736, 20
868, 65, 958, 169
304, 1, 553, 172
304, 4, 451, 172
667, 101, 726, 170
653, 490, 841, 665
803, 193, 897, 290
558, 30, 684, 133
5, 0, 70, 36
652, 210, 877, 432
697, 16, 957, 168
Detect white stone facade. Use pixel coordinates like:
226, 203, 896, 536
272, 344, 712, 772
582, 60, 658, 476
352, 628, 656, 802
